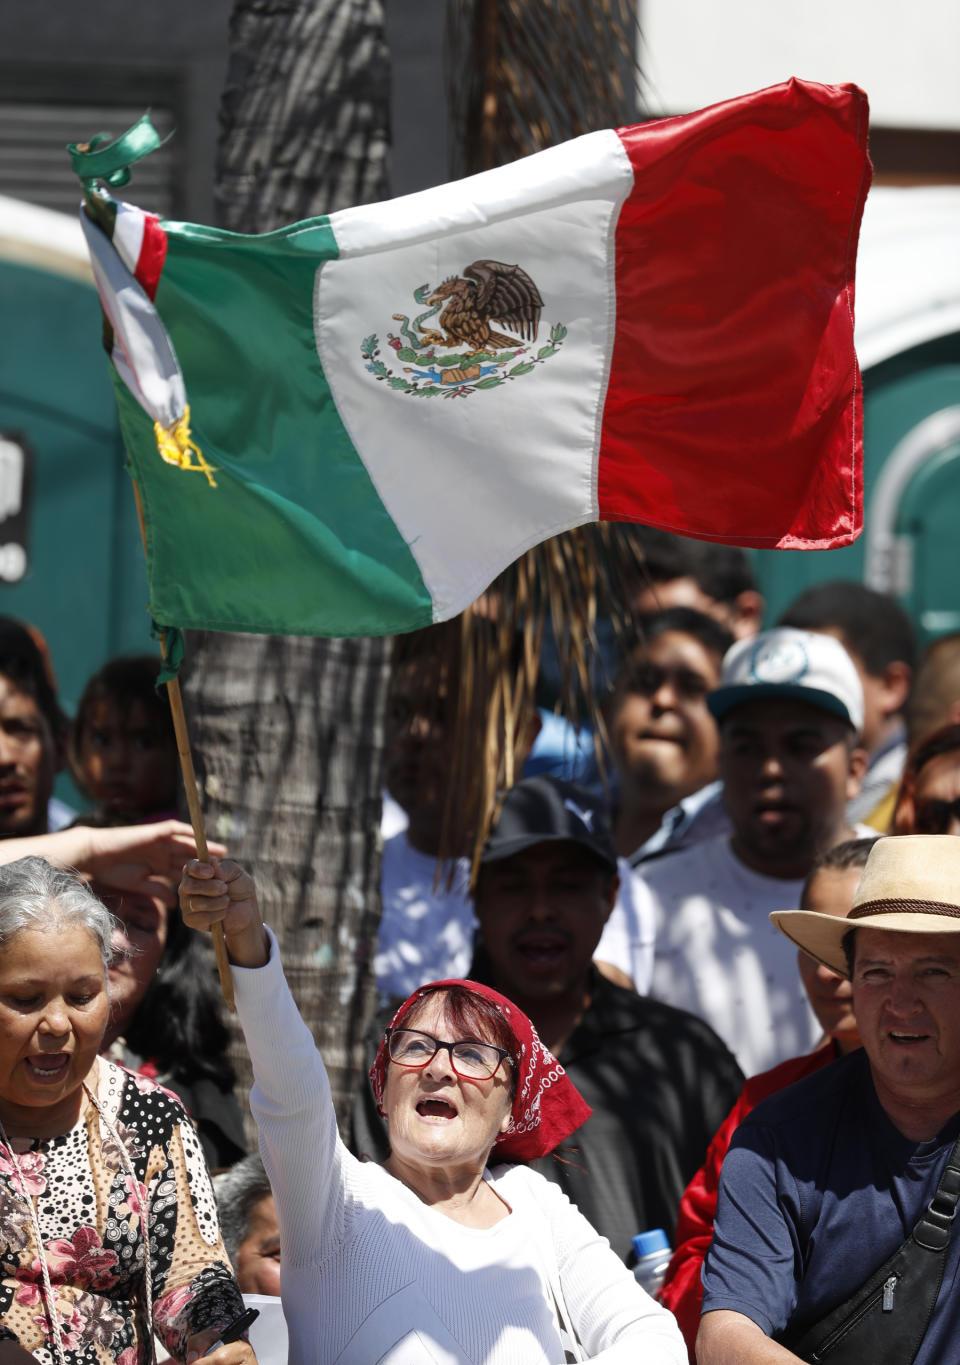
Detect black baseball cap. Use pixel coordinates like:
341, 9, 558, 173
481, 776, 618, 872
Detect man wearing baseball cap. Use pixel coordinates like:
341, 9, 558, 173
598, 627, 869, 1076
476, 776, 743, 1261
699, 834, 960, 1364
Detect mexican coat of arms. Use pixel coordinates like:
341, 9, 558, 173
361, 259, 567, 399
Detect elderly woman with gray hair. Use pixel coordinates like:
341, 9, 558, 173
0, 857, 253, 1365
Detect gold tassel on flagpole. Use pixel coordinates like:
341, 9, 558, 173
154, 405, 218, 488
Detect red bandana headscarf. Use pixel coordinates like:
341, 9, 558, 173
369, 978, 591, 1163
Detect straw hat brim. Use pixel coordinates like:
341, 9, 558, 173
771, 905, 960, 979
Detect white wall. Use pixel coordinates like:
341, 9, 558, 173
640, 0, 960, 129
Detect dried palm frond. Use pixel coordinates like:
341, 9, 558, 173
399, 524, 651, 884
445, 0, 642, 177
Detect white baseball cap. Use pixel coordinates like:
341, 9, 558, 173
706, 627, 864, 733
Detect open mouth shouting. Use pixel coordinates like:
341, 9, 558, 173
25, 1053, 71, 1084
513, 934, 570, 973
415, 1097, 458, 1122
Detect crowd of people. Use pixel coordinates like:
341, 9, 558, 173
1, 535, 960, 1363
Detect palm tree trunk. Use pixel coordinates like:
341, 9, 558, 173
181, 0, 392, 1133
215, 0, 391, 230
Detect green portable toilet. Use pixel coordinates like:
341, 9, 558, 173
752, 186, 960, 646
0, 195, 152, 746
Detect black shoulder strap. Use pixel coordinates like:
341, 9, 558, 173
912, 1131, 960, 1250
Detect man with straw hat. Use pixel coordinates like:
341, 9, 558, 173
697, 834, 960, 1365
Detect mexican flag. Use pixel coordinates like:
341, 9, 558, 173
78, 78, 870, 639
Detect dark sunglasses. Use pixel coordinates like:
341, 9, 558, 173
625, 661, 710, 701
914, 797, 960, 835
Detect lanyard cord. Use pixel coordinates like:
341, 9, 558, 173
0, 1078, 156, 1365
83, 1081, 155, 1364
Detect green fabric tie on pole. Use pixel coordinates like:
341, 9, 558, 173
67, 112, 164, 190
152, 624, 185, 686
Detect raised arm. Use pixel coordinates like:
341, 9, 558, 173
179, 857, 269, 967
179, 859, 349, 1268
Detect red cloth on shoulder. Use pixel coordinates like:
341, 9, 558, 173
369, 978, 591, 1163
659, 1042, 841, 1362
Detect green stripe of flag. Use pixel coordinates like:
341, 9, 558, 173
119, 217, 433, 636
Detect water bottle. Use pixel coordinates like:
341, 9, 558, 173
632, 1228, 671, 1295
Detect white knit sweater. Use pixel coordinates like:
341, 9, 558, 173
232, 932, 686, 1365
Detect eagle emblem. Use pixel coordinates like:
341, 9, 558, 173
360, 259, 566, 399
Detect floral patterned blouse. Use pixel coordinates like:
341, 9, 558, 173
0, 1059, 244, 1363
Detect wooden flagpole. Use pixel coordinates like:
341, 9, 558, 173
131, 484, 235, 1011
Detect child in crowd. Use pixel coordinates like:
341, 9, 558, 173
70, 654, 179, 824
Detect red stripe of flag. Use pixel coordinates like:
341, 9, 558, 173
598, 78, 871, 549
133, 213, 168, 302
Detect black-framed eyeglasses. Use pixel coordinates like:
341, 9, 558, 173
385, 1028, 511, 1081
914, 797, 960, 834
